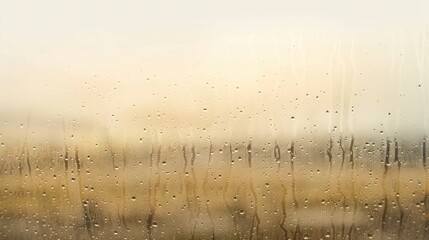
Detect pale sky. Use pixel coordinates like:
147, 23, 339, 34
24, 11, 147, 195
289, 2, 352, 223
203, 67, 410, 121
1, 0, 429, 144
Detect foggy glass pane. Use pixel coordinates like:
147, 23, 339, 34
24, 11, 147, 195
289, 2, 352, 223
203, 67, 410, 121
1, 1, 429, 239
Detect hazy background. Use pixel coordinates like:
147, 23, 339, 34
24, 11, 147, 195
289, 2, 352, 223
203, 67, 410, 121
1, 0, 429, 144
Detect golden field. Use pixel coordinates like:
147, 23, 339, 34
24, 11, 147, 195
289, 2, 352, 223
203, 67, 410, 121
1, 139, 428, 239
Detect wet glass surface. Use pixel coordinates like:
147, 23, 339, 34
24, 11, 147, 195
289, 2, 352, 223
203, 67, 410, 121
1, 1, 429, 239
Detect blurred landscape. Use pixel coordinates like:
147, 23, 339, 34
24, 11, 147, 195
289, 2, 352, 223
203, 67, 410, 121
1, 136, 429, 239
2, 0, 429, 239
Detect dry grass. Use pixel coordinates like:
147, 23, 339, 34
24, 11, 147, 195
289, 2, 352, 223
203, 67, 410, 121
1, 142, 428, 239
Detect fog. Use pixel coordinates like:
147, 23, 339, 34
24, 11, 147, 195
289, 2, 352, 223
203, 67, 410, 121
1, 0, 429, 144
3, 2, 429, 240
